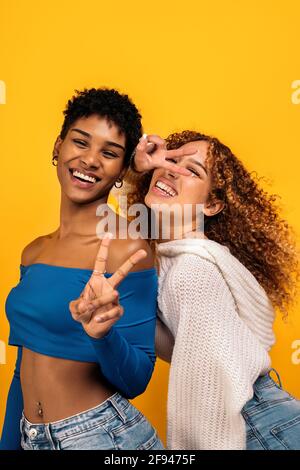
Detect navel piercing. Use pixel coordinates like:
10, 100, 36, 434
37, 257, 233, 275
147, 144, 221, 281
36, 401, 43, 417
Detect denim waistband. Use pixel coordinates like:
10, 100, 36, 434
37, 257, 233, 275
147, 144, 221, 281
253, 368, 283, 391
20, 392, 130, 442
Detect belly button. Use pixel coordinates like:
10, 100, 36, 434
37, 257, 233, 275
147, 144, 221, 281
36, 401, 43, 417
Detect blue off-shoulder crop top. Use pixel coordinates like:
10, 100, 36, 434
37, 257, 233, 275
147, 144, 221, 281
0, 262, 158, 450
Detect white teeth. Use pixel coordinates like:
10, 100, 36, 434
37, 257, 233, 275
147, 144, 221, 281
155, 180, 177, 197
72, 170, 96, 183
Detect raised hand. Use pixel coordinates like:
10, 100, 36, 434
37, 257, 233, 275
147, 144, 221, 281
131, 134, 198, 175
69, 233, 147, 339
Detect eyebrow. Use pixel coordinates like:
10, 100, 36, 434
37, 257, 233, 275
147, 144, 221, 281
186, 158, 208, 175
71, 128, 126, 152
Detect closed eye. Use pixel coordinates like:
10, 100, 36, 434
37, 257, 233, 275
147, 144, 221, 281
73, 139, 88, 147
188, 168, 201, 177
102, 151, 118, 159
167, 158, 201, 177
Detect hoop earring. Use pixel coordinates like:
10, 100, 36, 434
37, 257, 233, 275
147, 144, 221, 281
114, 179, 123, 188
52, 156, 58, 167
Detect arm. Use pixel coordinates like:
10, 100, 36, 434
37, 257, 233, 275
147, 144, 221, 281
87, 267, 157, 399
0, 346, 23, 450
166, 255, 270, 450
88, 315, 156, 399
155, 317, 174, 363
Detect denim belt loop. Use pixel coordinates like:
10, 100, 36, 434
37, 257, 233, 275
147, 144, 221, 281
108, 394, 127, 424
44, 424, 58, 450
268, 368, 283, 388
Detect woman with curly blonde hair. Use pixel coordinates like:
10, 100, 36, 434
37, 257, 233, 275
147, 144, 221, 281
132, 130, 300, 450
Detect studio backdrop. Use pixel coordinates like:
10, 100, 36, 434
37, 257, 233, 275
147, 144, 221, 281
0, 0, 300, 445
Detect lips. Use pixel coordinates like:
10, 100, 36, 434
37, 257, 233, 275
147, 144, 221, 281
70, 167, 101, 181
69, 167, 101, 189
152, 177, 178, 198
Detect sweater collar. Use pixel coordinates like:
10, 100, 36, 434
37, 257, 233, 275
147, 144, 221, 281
157, 237, 230, 256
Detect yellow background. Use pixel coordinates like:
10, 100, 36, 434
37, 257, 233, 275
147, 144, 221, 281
0, 0, 299, 445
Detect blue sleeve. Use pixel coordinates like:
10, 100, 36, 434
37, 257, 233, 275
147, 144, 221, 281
0, 346, 23, 450
87, 269, 157, 399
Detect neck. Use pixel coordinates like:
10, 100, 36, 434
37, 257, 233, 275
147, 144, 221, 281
57, 193, 109, 238
154, 214, 206, 244
156, 230, 207, 244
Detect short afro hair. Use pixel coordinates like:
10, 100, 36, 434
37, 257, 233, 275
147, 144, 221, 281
59, 87, 143, 165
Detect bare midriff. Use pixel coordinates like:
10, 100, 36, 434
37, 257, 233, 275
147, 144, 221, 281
21, 347, 116, 423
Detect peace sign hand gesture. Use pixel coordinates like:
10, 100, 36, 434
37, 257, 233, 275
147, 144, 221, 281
132, 134, 197, 176
69, 233, 147, 339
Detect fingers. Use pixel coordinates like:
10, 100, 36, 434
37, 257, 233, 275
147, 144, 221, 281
135, 135, 156, 158
166, 146, 198, 159
137, 135, 197, 177
94, 304, 124, 323
137, 134, 166, 154
93, 232, 113, 276
69, 298, 93, 324
83, 281, 96, 300
79, 285, 91, 301
162, 146, 199, 176
89, 290, 119, 310
162, 160, 192, 176
108, 249, 147, 288
145, 134, 166, 149
136, 136, 148, 152
69, 290, 119, 324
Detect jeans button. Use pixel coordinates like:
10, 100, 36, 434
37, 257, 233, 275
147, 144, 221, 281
29, 428, 38, 439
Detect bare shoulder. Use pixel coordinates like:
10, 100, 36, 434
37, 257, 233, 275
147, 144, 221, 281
21, 232, 55, 266
107, 237, 155, 273
103, 213, 155, 273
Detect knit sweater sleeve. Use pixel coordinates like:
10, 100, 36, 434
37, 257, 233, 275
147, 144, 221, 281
166, 254, 270, 450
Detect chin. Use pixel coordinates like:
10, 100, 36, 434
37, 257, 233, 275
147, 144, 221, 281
63, 187, 100, 204
145, 192, 179, 208
68, 194, 94, 204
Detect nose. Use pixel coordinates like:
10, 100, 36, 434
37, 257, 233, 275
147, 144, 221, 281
166, 167, 179, 180
80, 148, 101, 169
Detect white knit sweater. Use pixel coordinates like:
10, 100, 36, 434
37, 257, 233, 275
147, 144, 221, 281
155, 237, 276, 450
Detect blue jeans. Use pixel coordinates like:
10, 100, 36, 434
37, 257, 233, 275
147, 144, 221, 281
243, 369, 300, 450
20, 392, 164, 450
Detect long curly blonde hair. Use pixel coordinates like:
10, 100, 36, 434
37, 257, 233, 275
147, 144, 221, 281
125, 130, 299, 319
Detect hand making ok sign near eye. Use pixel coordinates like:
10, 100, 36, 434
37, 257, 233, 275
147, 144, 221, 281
69, 233, 147, 339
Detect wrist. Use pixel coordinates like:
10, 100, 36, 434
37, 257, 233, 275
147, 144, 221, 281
129, 149, 147, 174
84, 326, 113, 340
88, 327, 115, 342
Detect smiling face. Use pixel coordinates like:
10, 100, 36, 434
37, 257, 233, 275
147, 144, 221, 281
53, 114, 127, 204
146, 140, 211, 206
145, 140, 225, 237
